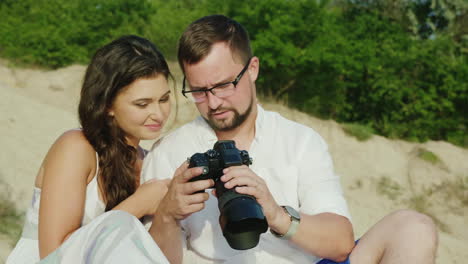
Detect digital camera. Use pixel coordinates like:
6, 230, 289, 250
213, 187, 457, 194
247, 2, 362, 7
188, 140, 268, 250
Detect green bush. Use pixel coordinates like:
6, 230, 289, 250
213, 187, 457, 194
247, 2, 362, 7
228, 2, 468, 147
333, 11, 468, 145
0, 0, 466, 147
148, 0, 220, 60
0, 0, 157, 68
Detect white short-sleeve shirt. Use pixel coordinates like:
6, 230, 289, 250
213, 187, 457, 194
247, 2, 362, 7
142, 105, 351, 263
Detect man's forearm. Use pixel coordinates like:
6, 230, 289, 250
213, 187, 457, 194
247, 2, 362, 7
149, 214, 183, 264
288, 212, 355, 262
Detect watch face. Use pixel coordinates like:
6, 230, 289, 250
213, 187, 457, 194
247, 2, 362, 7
284, 206, 300, 220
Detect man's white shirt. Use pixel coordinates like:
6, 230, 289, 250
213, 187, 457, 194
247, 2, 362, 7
142, 105, 351, 263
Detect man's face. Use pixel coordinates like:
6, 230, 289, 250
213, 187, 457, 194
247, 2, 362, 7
183, 42, 259, 131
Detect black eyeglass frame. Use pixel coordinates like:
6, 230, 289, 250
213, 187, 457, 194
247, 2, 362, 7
182, 57, 252, 99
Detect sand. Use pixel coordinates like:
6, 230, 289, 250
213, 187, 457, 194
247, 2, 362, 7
0, 60, 466, 263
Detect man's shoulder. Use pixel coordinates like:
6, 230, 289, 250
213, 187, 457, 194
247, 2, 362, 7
262, 108, 326, 147
264, 109, 316, 135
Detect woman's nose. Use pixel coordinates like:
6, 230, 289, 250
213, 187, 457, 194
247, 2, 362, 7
148, 104, 163, 120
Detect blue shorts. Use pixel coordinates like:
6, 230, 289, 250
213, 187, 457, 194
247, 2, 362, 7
317, 257, 350, 264
316, 240, 359, 264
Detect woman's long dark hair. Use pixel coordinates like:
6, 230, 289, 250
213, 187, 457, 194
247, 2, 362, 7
78, 35, 170, 211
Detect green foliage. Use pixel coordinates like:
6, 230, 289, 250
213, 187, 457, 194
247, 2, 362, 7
0, 0, 466, 147
148, 0, 220, 60
209, 0, 468, 147
335, 15, 467, 144
327, 10, 466, 145
342, 123, 374, 141
0, 0, 157, 68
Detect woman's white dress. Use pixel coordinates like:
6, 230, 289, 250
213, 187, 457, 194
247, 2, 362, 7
7, 154, 168, 264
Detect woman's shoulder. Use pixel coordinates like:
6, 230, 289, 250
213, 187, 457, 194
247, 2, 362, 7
47, 129, 96, 162
36, 129, 97, 188
55, 129, 93, 149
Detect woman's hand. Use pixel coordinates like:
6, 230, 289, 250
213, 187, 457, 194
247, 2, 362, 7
155, 162, 213, 221
133, 178, 171, 215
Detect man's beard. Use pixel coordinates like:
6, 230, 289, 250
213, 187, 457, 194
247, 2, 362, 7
204, 99, 254, 132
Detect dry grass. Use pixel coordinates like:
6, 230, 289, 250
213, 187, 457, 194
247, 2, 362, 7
376, 176, 404, 201
350, 179, 363, 190
432, 175, 468, 213
0, 179, 24, 246
375, 172, 468, 234
405, 192, 451, 233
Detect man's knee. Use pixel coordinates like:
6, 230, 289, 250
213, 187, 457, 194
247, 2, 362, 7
388, 209, 438, 247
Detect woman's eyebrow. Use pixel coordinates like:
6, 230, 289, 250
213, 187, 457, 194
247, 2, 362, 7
132, 90, 171, 102
161, 90, 171, 96
132, 98, 152, 103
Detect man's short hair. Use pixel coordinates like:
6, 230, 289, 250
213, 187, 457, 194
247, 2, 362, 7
178, 14, 252, 73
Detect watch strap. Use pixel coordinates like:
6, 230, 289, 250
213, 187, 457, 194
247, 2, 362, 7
282, 215, 299, 239
270, 206, 300, 239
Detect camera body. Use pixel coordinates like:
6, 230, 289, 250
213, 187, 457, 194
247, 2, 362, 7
188, 140, 268, 250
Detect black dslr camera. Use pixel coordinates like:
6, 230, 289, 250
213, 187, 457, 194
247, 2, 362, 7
188, 140, 268, 250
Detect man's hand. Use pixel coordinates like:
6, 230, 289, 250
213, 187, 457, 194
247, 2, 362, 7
219, 165, 290, 234
156, 162, 214, 221
149, 162, 213, 264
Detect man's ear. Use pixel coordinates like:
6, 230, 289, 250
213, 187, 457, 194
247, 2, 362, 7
248, 56, 259, 82
108, 109, 115, 117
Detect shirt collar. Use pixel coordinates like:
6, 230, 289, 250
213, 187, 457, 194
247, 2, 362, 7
195, 116, 218, 146
196, 104, 266, 146
253, 104, 265, 144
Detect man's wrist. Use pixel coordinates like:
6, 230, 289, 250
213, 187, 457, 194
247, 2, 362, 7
153, 208, 179, 227
270, 206, 301, 239
269, 206, 291, 236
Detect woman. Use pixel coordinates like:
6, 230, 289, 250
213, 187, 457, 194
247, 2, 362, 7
7, 35, 174, 263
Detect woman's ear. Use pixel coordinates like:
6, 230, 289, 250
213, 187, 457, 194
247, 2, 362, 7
108, 110, 115, 117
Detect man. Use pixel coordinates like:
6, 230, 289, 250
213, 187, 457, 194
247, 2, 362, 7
144, 15, 438, 264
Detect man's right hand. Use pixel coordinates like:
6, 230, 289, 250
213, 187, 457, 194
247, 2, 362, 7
155, 161, 214, 221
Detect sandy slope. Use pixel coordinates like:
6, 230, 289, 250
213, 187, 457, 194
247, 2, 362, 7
0, 60, 466, 263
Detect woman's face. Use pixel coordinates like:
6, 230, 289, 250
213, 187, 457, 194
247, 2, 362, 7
108, 74, 171, 146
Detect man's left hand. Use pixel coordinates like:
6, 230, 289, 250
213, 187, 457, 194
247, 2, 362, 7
219, 165, 290, 234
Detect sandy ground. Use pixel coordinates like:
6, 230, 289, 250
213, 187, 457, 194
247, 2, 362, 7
0, 60, 467, 263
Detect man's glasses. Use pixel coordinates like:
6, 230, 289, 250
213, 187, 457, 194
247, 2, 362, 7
182, 58, 252, 103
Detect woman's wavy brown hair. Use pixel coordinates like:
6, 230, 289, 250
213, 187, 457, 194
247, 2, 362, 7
78, 35, 171, 211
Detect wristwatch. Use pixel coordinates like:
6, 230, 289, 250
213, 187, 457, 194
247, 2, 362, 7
270, 205, 301, 239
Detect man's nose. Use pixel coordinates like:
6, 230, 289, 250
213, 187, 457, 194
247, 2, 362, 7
206, 91, 223, 110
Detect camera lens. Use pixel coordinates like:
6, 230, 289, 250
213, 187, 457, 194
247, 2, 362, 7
219, 196, 268, 250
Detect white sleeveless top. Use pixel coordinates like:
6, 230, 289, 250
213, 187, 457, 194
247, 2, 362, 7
8, 151, 169, 264
21, 153, 105, 240
7, 153, 107, 263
